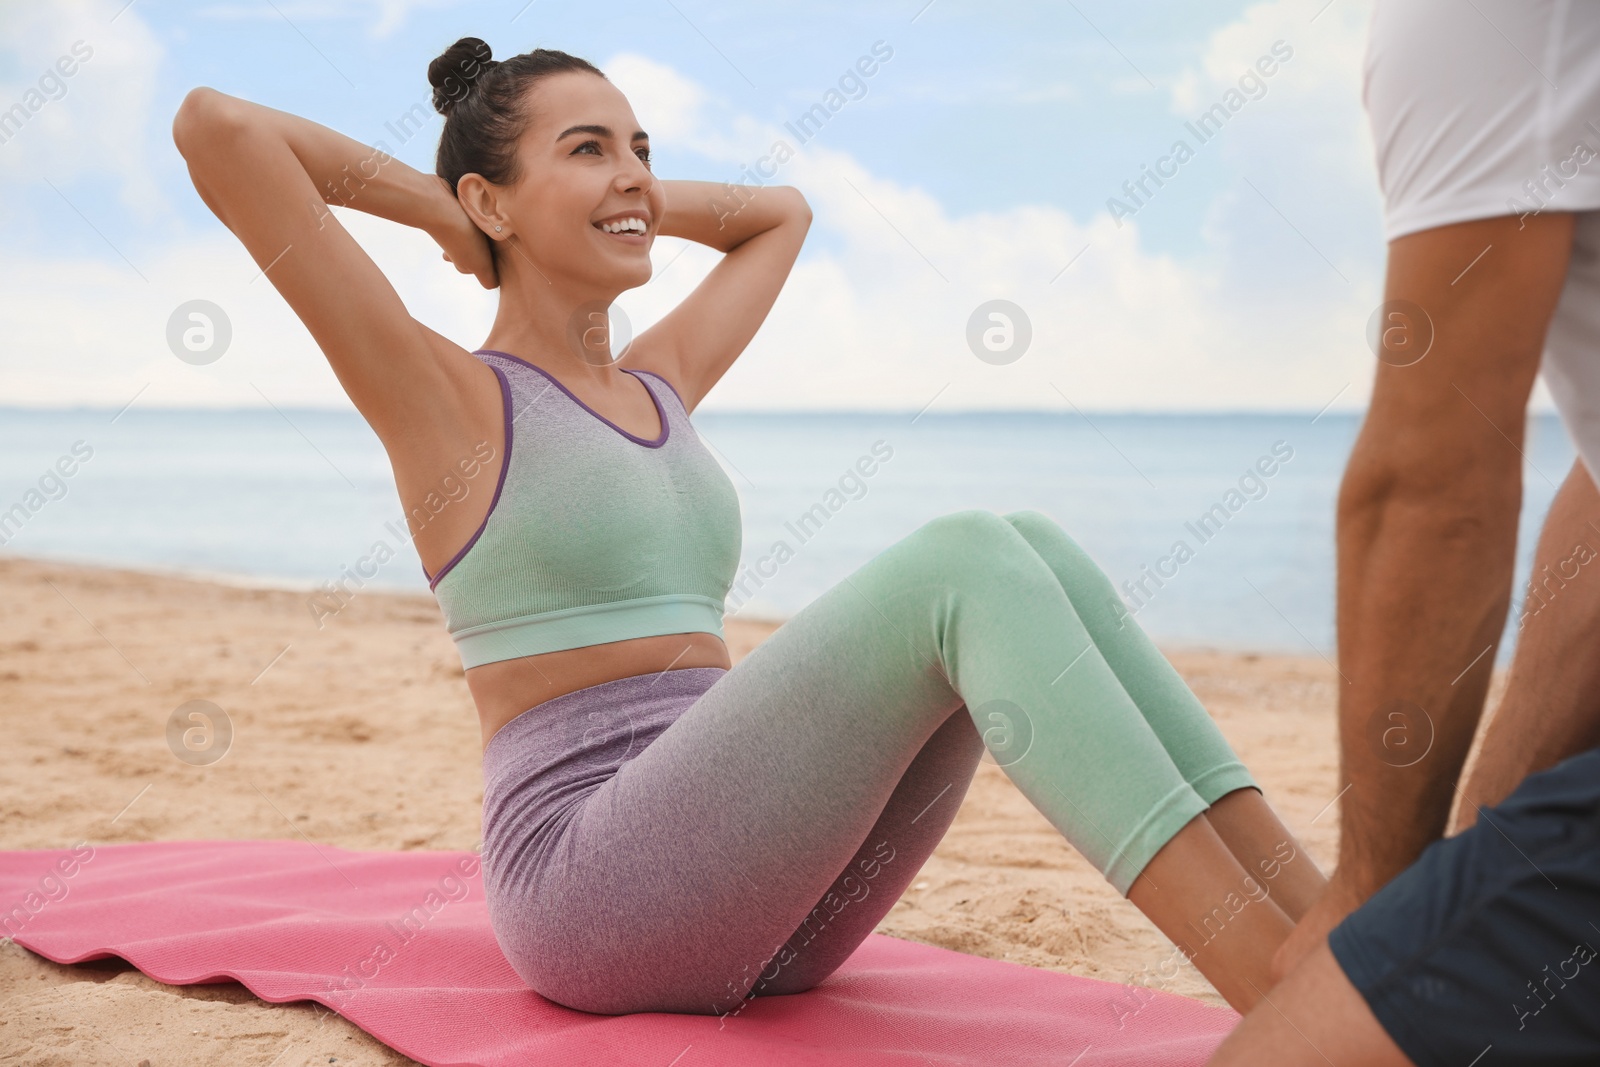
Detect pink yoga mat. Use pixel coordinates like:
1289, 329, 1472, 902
0, 840, 1236, 1065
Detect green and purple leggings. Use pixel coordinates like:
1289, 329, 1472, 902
481, 509, 1257, 1015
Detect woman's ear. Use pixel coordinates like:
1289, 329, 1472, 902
455, 173, 507, 240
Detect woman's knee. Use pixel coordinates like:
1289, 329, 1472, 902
999, 507, 1055, 534
1001, 508, 1090, 564
1002, 509, 1120, 601
889, 509, 1071, 606
908, 509, 1029, 569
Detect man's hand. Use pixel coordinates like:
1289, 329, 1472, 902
1270, 872, 1366, 983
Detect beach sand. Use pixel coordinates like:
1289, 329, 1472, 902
0, 554, 1497, 1065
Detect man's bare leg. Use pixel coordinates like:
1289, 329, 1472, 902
1453, 458, 1600, 830
1205, 942, 1412, 1067
1271, 212, 1577, 981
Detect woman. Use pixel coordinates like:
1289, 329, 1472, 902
172, 36, 1326, 1018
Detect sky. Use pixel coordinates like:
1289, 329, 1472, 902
1, 0, 1534, 414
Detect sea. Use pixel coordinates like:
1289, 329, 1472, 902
0, 406, 1579, 663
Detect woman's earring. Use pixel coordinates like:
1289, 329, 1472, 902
493, 225, 503, 233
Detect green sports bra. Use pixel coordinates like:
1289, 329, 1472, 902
425, 349, 743, 670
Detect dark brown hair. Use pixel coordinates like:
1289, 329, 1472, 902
427, 37, 605, 191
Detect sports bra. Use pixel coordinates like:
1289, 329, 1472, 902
425, 348, 742, 670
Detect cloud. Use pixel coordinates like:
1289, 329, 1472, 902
0, 17, 1436, 413
0, 0, 166, 221
1157, 0, 1387, 411
0, 210, 496, 408
1155, 0, 1564, 410
193, 0, 463, 39
601, 45, 1378, 412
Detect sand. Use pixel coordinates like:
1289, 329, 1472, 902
0, 552, 1434, 1065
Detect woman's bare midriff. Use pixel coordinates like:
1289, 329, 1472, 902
468, 630, 732, 751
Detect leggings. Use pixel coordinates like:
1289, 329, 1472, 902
480, 509, 1257, 1016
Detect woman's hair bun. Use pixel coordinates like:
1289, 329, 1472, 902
429, 37, 496, 115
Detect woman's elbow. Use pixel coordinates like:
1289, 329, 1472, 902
784, 186, 813, 227
171, 87, 243, 159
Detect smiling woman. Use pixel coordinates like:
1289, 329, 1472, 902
168, 34, 812, 742
159, 29, 1326, 1029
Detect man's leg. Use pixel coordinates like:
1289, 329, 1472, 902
1454, 458, 1600, 829
1217, 745, 1600, 1067
1205, 942, 1412, 1067
1272, 212, 1577, 980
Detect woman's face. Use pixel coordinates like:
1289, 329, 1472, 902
497, 71, 661, 295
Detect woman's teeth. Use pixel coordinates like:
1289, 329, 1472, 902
600, 218, 646, 234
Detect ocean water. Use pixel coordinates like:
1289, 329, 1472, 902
0, 406, 1578, 661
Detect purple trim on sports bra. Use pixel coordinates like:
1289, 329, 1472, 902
472, 348, 670, 449
629, 369, 690, 414
425, 362, 515, 590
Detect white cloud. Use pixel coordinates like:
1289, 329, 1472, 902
193, 0, 463, 39
0, 18, 1448, 413
0, 211, 497, 408
602, 45, 1379, 412
1158, 0, 1546, 412
0, 0, 166, 221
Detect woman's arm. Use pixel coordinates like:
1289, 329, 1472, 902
171, 87, 496, 447
627, 180, 811, 413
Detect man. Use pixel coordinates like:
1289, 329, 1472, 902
1211, 0, 1600, 1062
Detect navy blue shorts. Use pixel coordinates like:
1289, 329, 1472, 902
1328, 744, 1600, 1066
